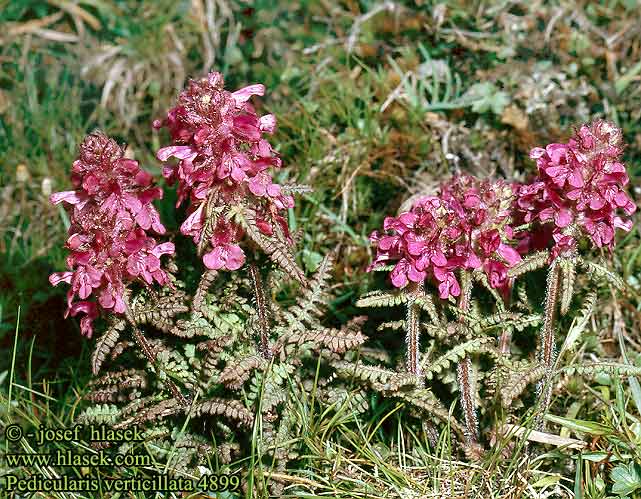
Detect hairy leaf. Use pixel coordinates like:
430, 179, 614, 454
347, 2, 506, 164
559, 362, 641, 378
219, 354, 266, 389
332, 360, 417, 391
193, 399, 254, 427
356, 290, 408, 308
423, 337, 496, 380
507, 251, 549, 278
239, 207, 306, 284
499, 363, 546, 407
92, 320, 125, 375
580, 258, 626, 291
560, 290, 598, 356
558, 257, 577, 315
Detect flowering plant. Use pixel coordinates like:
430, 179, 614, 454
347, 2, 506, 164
154, 72, 302, 280
515, 120, 636, 258
368, 175, 521, 299
360, 120, 637, 452
48, 133, 174, 337
48, 67, 637, 472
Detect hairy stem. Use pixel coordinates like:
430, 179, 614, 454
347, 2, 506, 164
123, 304, 190, 408
541, 261, 560, 367
456, 271, 478, 444
248, 263, 272, 359
498, 329, 512, 355
536, 260, 560, 426
457, 357, 479, 443
405, 281, 423, 377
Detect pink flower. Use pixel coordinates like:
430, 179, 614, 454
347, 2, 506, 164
368, 175, 521, 299
203, 243, 246, 271
433, 266, 461, 299
49, 133, 174, 337
515, 120, 636, 255
155, 72, 295, 272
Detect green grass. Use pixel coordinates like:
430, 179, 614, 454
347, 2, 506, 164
2, 0, 641, 497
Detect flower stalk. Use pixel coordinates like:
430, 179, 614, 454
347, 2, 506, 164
123, 303, 190, 408
405, 281, 423, 377
456, 271, 479, 444
536, 259, 560, 425
248, 263, 272, 359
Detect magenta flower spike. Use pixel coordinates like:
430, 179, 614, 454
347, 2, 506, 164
516, 120, 636, 257
368, 175, 521, 300
154, 72, 294, 272
49, 133, 174, 337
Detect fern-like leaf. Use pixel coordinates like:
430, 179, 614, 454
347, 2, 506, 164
92, 320, 125, 375
193, 399, 254, 427
559, 362, 641, 377
475, 312, 542, 332
499, 363, 546, 407
356, 290, 408, 308
507, 251, 549, 278
219, 355, 266, 389
193, 270, 218, 312
414, 294, 440, 323
134, 299, 189, 328
579, 259, 625, 291
559, 257, 577, 315
281, 253, 333, 330
278, 317, 367, 356
377, 320, 405, 331
560, 290, 598, 355
332, 360, 417, 391
396, 389, 466, 439
239, 207, 306, 284
422, 337, 496, 380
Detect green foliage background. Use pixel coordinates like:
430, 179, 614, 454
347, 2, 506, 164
1, 1, 641, 497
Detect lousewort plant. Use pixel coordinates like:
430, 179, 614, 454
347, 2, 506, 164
50, 76, 635, 477
514, 120, 636, 424
50, 74, 368, 493
357, 120, 636, 453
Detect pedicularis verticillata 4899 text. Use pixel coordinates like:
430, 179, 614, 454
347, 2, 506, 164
49, 71, 637, 471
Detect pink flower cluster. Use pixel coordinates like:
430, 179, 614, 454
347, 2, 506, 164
154, 72, 293, 271
370, 121, 637, 298
49, 133, 174, 337
368, 176, 521, 299
516, 120, 636, 257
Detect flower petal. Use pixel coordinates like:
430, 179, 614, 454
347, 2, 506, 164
231, 84, 265, 104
